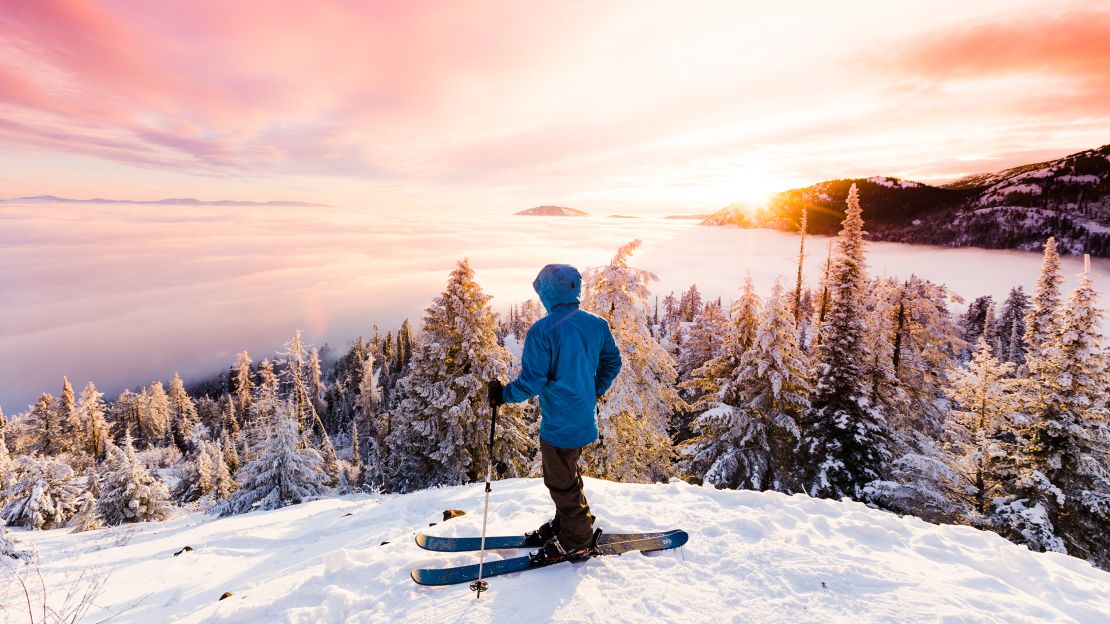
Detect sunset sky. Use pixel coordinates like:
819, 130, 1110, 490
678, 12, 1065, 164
2, 0, 1109, 214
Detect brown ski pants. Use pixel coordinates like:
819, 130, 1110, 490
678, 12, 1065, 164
540, 439, 595, 549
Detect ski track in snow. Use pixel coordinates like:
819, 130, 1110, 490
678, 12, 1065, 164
3, 478, 1109, 623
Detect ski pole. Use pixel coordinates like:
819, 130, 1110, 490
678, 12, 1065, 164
470, 399, 498, 598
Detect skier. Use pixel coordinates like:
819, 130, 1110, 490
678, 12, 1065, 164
489, 263, 622, 563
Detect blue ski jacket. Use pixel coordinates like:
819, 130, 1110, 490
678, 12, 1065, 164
502, 264, 622, 449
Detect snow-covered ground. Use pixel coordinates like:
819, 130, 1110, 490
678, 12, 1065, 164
4, 478, 1108, 623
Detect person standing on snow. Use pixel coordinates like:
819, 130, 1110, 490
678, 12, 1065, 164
489, 263, 622, 563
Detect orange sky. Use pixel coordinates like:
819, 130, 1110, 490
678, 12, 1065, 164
2, 0, 1109, 214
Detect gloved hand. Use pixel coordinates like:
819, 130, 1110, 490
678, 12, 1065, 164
488, 379, 505, 408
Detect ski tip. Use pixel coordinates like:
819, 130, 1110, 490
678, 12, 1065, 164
414, 534, 428, 548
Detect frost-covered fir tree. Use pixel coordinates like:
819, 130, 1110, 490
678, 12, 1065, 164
674, 301, 729, 441
58, 377, 79, 455
684, 275, 763, 414
76, 382, 110, 460
233, 351, 253, 425
581, 241, 680, 482
168, 373, 199, 453
97, 432, 171, 525
140, 381, 170, 448
1, 456, 83, 529
1023, 237, 1062, 369
1013, 267, 1110, 565
308, 347, 326, 417
387, 260, 533, 492
996, 287, 1030, 365
176, 439, 216, 503
209, 440, 237, 501
678, 284, 704, 322
943, 310, 1021, 521
681, 278, 809, 491
109, 389, 142, 444
213, 400, 328, 515
354, 351, 386, 488
803, 184, 891, 499
244, 359, 281, 460
28, 393, 62, 456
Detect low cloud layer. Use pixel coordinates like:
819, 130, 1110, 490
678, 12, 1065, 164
1, 201, 1106, 416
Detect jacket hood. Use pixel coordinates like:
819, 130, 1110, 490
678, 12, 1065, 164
533, 264, 582, 313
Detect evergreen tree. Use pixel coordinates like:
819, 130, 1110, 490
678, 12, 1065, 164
996, 287, 1030, 365
0, 456, 83, 529
678, 284, 704, 322
58, 377, 79, 454
29, 393, 62, 456
209, 440, 237, 501
140, 381, 170, 448
581, 241, 680, 482
213, 400, 328, 515
674, 301, 728, 440
168, 373, 199, 453
387, 260, 533, 492
1023, 237, 1062, 368
681, 279, 810, 491
1013, 268, 1110, 565
233, 351, 253, 426
803, 184, 891, 499
76, 382, 110, 461
944, 315, 1021, 521
308, 347, 327, 418
354, 352, 385, 487
109, 389, 142, 444
97, 432, 172, 524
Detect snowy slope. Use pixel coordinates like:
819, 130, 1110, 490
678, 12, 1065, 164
4, 478, 1108, 623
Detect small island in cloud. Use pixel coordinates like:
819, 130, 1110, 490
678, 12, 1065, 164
515, 205, 590, 216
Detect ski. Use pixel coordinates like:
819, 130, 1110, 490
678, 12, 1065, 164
414, 528, 682, 552
410, 529, 688, 586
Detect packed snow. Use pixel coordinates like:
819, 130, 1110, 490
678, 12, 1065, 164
3, 477, 1107, 623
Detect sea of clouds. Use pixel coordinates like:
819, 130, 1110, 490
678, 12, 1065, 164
1, 202, 1106, 416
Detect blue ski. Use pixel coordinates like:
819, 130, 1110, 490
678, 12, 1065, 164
410, 530, 688, 586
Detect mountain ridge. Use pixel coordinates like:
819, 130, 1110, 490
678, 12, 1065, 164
703, 143, 1110, 256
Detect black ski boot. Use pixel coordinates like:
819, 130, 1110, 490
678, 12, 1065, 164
524, 517, 561, 547
529, 528, 601, 565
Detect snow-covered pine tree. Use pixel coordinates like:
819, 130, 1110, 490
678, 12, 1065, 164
233, 351, 253, 426
1014, 267, 1110, 566
959, 296, 995, 356
140, 381, 170, 448
245, 359, 281, 456
803, 184, 891, 499
168, 373, 199, 453
77, 382, 110, 460
1023, 237, 1062, 369
176, 439, 216, 502
943, 308, 1021, 521
213, 399, 328, 515
678, 284, 704, 322
687, 274, 763, 409
58, 377, 79, 455
28, 393, 61, 456
1, 456, 83, 529
386, 259, 533, 492
97, 432, 172, 525
220, 428, 240, 474
209, 440, 237, 500
581, 241, 680, 483
109, 389, 142, 444
281, 330, 319, 434
681, 278, 810, 491
996, 287, 1030, 365
354, 351, 385, 488
674, 301, 729, 441
308, 346, 327, 418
